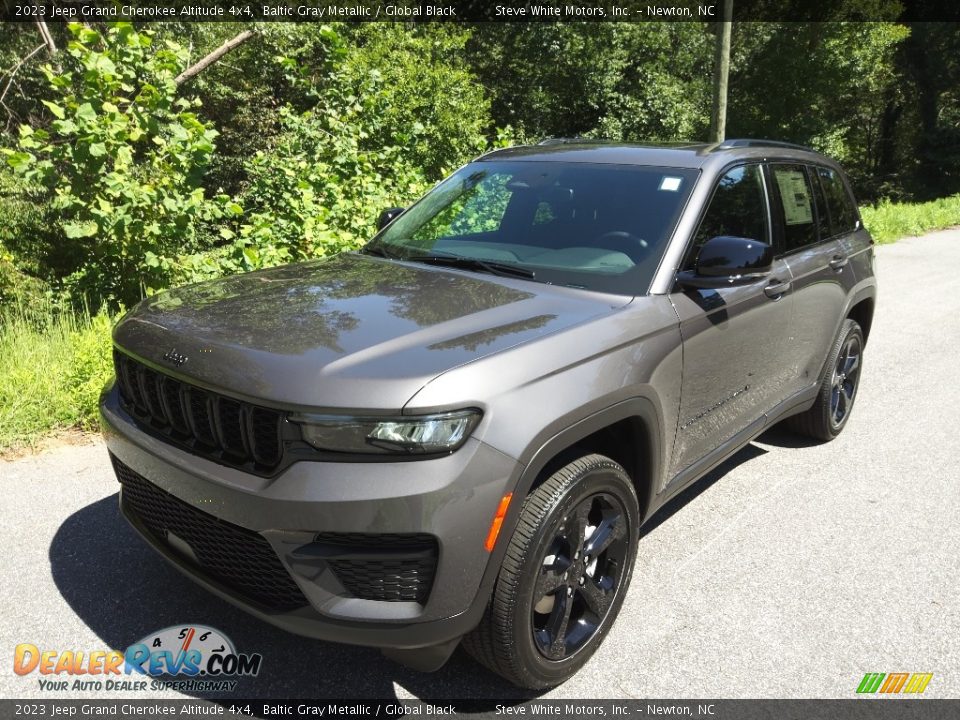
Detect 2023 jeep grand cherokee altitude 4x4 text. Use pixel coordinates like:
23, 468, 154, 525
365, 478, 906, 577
101, 139, 876, 688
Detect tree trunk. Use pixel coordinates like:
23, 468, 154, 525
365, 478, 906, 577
710, 0, 733, 143
174, 30, 256, 86
35, 19, 57, 55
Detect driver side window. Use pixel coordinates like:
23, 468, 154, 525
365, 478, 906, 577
683, 164, 769, 271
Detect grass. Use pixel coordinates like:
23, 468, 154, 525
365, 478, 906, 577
860, 194, 960, 244
0, 304, 113, 455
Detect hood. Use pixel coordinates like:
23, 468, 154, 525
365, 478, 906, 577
113, 253, 630, 410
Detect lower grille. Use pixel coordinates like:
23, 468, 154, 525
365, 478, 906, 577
112, 455, 309, 612
314, 532, 438, 604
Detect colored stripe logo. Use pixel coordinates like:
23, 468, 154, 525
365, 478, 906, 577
857, 672, 933, 694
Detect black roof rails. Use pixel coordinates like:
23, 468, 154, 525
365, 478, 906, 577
536, 137, 608, 146
717, 138, 813, 152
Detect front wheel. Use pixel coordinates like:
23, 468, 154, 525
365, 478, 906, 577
463, 454, 639, 689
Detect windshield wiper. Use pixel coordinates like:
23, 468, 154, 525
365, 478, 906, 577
359, 244, 401, 259
406, 253, 536, 280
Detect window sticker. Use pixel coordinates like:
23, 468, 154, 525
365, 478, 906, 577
659, 176, 683, 192
775, 169, 813, 225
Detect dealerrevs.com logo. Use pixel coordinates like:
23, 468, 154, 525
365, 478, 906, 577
13, 625, 262, 693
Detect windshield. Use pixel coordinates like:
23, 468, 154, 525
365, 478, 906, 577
365, 161, 698, 295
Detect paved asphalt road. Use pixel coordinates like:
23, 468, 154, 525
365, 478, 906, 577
2, 230, 959, 703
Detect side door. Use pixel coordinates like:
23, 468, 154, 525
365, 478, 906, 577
768, 163, 853, 391
668, 163, 795, 480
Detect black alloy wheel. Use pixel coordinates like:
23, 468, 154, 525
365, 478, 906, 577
463, 454, 640, 689
830, 333, 862, 428
787, 318, 865, 441
532, 492, 630, 661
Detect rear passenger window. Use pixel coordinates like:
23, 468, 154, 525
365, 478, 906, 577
771, 164, 817, 252
809, 166, 831, 241
684, 164, 768, 270
816, 166, 858, 236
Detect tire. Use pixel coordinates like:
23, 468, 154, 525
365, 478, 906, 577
786, 318, 864, 441
463, 454, 640, 689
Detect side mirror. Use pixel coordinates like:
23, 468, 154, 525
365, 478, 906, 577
677, 236, 772, 289
376, 207, 405, 231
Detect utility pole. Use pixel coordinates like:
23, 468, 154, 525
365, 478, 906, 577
710, 0, 733, 143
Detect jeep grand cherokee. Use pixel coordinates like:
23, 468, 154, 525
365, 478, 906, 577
101, 139, 876, 688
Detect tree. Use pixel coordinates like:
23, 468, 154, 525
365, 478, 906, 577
710, 0, 733, 142
467, 23, 713, 143
3, 22, 226, 309
727, 17, 908, 198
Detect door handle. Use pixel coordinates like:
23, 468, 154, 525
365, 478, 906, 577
829, 254, 849, 271
764, 279, 791, 299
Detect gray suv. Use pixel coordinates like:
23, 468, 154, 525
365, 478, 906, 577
101, 139, 876, 688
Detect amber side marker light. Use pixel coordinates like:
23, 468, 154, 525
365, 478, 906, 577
484, 493, 514, 552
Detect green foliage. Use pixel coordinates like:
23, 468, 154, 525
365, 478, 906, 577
3, 22, 224, 310
337, 25, 490, 178
860, 195, 960, 244
0, 304, 113, 452
0, 167, 50, 310
152, 23, 349, 196
197, 27, 485, 278
0, 246, 47, 314
729, 19, 909, 197
467, 24, 712, 142
219, 96, 429, 274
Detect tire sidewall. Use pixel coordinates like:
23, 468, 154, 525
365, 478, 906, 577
821, 320, 864, 438
508, 463, 640, 686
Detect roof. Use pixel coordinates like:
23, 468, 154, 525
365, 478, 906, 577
476, 139, 831, 170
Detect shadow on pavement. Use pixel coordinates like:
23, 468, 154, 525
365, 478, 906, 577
639, 442, 767, 539
755, 426, 824, 449
50, 441, 770, 704
48, 494, 533, 703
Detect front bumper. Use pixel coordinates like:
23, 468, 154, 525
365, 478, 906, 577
101, 385, 520, 649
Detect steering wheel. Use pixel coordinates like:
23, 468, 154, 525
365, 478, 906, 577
592, 231, 649, 262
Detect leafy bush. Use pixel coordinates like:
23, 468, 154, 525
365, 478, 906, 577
155, 24, 349, 197
337, 25, 490, 178
3, 22, 224, 310
0, 167, 51, 312
214, 81, 432, 275
0, 246, 48, 317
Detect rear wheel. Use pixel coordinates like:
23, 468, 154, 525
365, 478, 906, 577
463, 454, 639, 689
787, 318, 864, 441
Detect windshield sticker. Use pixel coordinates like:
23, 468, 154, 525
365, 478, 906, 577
659, 176, 683, 192
775, 169, 813, 225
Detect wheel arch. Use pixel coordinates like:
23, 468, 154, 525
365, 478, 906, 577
519, 398, 661, 515
847, 295, 875, 345
476, 397, 664, 605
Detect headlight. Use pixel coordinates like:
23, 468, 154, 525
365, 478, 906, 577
291, 409, 481, 455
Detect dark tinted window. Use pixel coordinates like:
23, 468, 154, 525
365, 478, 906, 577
772, 164, 817, 252
816, 166, 858, 236
371, 161, 698, 295
809, 165, 831, 241
684, 164, 768, 270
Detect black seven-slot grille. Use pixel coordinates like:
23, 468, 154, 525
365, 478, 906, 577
112, 455, 309, 612
113, 349, 283, 471
314, 532, 439, 604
